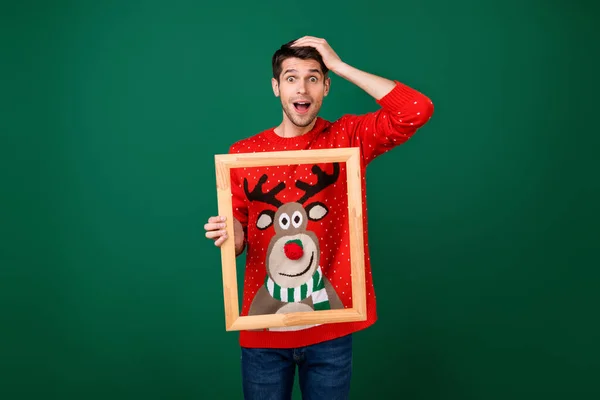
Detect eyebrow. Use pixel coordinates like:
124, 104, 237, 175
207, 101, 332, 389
283, 68, 322, 75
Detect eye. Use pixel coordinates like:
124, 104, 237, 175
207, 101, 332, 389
309, 76, 318, 82
291, 211, 302, 228
279, 213, 291, 229
286, 76, 294, 82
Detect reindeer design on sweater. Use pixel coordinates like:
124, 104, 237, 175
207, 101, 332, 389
244, 163, 344, 330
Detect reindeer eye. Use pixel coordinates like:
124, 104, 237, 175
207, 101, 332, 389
279, 213, 291, 230
291, 211, 303, 228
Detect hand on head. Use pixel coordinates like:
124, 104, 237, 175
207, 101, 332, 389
291, 36, 344, 73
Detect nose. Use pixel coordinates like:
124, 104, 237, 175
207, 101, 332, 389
284, 239, 304, 260
296, 81, 307, 94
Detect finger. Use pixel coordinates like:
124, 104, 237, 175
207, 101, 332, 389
292, 39, 326, 50
214, 233, 228, 247
292, 38, 317, 46
208, 216, 226, 224
294, 37, 325, 45
204, 221, 226, 231
292, 37, 319, 47
295, 36, 320, 42
205, 229, 227, 239
293, 36, 309, 43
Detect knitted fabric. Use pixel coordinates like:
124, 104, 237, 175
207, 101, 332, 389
229, 81, 434, 348
265, 266, 330, 310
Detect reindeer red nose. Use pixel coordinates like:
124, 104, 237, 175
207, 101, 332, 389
284, 239, 304, 260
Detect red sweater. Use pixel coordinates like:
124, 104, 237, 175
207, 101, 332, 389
229, 81, 434, 348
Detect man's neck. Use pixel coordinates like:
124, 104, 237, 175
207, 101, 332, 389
274, 116, 318, 138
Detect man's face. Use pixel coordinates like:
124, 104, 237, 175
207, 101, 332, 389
272, 57, 330, 128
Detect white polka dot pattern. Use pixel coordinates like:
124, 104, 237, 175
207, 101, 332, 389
228, 81, 434, 348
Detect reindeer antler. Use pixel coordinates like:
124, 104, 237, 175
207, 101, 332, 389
244, 174, 285, 207
296, 163, 340, 204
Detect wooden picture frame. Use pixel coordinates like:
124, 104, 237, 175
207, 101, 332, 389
214, 147, 366, 331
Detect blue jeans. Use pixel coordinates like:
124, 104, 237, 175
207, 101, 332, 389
241, 334, 353, 400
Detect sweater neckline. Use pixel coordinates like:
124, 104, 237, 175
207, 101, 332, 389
262, 117, 328, 145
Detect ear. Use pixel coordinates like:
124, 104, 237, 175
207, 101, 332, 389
324, 76, 331, 97
305, 202, 328, 221
271, 78, 280, 97
257, 209, 275, 230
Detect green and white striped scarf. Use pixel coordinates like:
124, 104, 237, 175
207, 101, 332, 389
265, 266, 330, 311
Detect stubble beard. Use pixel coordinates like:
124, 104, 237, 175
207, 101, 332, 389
282, 101, 319, 128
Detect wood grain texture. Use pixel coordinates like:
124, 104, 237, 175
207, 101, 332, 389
214, 148, 367, 331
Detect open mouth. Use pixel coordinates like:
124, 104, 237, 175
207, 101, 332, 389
293, 101, 311, 114
279, 251, 315, 277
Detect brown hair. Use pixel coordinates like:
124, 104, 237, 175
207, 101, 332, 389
272, 39, 329, 82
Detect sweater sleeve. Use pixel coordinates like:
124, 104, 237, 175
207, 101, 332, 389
345, 81, 434, 165
228, 144, 249, 230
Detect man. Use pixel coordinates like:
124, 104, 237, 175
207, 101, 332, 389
204, 36, 434, 399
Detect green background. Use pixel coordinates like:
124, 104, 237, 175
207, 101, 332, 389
2, 0, 598, 398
